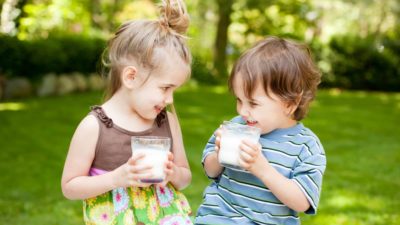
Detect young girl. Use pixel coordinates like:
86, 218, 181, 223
195, 37, 327, 224
61, 1, 193, 224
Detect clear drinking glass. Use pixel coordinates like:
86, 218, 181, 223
218, 121, 261, 170
131, 136, 171, 183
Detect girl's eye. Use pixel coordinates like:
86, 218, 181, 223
250, 102, 258, 107
236, 98, 242, 103
161, 87, 169, 91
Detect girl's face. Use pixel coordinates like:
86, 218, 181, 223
232, 75, 297, 134
129, 57, 189, 121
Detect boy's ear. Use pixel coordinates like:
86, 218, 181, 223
121, 66, 137, 88
286, 94, 302, 117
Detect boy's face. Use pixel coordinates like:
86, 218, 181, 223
232, 75, 297, 134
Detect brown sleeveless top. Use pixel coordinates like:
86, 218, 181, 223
89, 105, 173, 171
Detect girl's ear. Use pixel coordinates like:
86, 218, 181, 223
121, 66, 137, 88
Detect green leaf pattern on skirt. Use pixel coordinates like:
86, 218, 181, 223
83, 183, 192, 225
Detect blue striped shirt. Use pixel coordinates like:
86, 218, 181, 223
195, 117, 326, 225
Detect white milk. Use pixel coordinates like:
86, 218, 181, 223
134, 147, 168, 182
219, 134, 242, 167
218, 125, 260, 169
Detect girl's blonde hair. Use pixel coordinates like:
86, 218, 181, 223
102, 0, 191, 100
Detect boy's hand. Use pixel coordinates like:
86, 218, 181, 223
214, 127, 223, 154
239, 139, 268, 176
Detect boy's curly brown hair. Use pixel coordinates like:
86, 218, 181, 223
228, 36, 321, 121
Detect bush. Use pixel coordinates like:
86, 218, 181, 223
191, 55, 220, 85
0, 35, 105, 80
0, 35, 27, 77
328, 35, 400, 91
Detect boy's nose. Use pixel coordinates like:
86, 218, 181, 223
238, 107, 250, 118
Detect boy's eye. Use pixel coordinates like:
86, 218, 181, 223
161, 87, 169, 91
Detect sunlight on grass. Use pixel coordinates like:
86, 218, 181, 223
377, 93, 390, 103
326, 191, 384, 211
310, 100, 320, 107
0, 102, 27, 111
307, 213, 396, 225
354, 91, 367, 98
211, 85, 228, 94
328, 88, 343, 96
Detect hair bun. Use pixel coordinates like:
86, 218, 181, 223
159, 0, 190, 34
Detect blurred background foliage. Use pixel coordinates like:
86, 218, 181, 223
0, 0, 399, 90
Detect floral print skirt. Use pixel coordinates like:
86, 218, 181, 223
83, 184, 192, 225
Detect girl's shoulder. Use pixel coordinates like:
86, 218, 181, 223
75, 114, 100, 137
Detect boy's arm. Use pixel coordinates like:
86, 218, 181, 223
202, 130, 224, 179
239, 139, 325, 213
258, 163, 311, 212
203, 151, 223, 178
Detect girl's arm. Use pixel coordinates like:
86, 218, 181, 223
166, 112, 191, 190
61, 115, 151, 200
239, 140, 310, 212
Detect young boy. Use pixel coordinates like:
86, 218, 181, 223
195, 36, 326, 225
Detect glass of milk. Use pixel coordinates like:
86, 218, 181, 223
131, 136, 171, 183
218, 121, 261, 170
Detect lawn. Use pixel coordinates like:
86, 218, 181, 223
0, 85, 399, 225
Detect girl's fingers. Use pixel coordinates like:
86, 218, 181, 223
130, 152, 146, 163
167, 152, 174, 161
130, 164, 152, 173
131, 171, 156, 181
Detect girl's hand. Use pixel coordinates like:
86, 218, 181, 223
157, 152, 175, 187
112, 152, 153, 188
239, 139, 268, 176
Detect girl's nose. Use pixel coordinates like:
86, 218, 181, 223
165, 93, 174, 105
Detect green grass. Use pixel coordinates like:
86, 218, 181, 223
0, 85, 399, 225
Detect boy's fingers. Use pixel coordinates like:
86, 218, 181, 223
240, 148, 254, 162
215, 136, 221, 144
215, 145, 220, 153
242, 139, 259, 149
